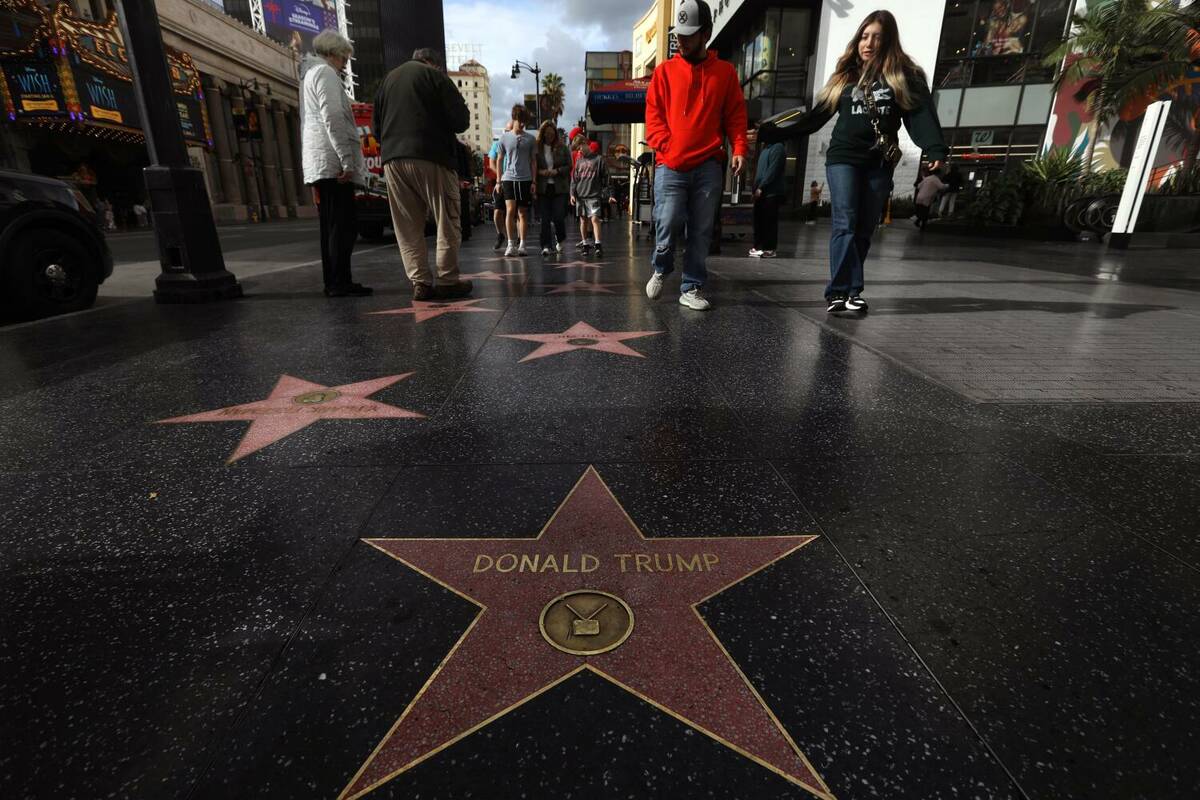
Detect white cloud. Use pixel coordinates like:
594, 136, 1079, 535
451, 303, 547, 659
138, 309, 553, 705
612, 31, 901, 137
446, 0, 648, 140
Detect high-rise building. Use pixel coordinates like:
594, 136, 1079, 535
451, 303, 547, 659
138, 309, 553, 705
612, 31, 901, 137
450, 60, 493, 154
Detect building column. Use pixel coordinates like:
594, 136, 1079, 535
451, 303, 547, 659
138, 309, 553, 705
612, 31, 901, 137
230, 91, 264, 222
203, 76, 246, 222
254, 94, 287, 218
271, 100, 299, 215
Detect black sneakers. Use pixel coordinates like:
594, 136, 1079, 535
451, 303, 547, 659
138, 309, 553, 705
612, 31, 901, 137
846, 295, 868, 312
325, 283, 373, 298
494, 233, 505, 251
826, 294, 847, 313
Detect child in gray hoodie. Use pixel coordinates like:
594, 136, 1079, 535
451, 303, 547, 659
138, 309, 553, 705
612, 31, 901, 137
570, 142, 613, 254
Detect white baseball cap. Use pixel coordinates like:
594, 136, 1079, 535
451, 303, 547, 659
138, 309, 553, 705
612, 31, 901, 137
673, 0, 712, 37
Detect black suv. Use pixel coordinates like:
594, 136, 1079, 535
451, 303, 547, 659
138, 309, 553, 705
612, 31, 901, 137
0, 169, 113, 320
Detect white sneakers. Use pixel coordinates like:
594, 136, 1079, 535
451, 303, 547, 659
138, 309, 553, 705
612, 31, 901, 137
541, 247, 551, 256
555, 242, 564, 254
678, 288, 711, 310
504, 242, 516, 257
645, 272, 664, 300
646, 273, 710, 310
517, 242, 527, 257
748, 248, 777, 258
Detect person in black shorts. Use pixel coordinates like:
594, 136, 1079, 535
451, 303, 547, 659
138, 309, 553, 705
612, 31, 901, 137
495, 104, 537, 256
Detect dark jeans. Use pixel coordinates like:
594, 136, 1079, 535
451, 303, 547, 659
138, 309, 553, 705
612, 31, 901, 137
313, 178, 357, 289
914, 202, 932, 228
538, 187, 568, 248
753, 193, 781, 250
825, 162, 893, 299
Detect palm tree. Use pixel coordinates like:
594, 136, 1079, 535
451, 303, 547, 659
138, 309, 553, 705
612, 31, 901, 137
541, 72, 566, 123
1163, 90, 1200, 169
1044, 0, 1200, 173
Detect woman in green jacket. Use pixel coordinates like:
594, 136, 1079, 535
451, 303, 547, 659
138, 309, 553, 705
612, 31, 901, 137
761, 9, 946, 313
535, 122, 573, 255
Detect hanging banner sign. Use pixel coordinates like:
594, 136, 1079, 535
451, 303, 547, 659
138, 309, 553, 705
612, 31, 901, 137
263, 0, 339, 53
2, 60, 64, 114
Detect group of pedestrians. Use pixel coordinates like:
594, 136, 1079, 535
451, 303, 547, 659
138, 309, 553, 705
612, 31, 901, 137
300, 2, 948, 318
301, 32, 471, 300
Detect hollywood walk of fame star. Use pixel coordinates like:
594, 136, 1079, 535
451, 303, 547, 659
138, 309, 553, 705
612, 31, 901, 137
552, 260, 610, 270
341, 467, 831, 800
368, 299, 500, 323
157, 374, 423, 463
459, 270, 524, 282
541, 280, 621, 295
498, 321, 662, 362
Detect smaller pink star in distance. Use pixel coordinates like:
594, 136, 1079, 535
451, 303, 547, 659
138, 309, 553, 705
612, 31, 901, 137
543, 280, 621, 295
553, 260, 610, 270
498, 321, 663, 363
157, 374, 424, 463
459, 270, 524, 282
368, 299, 500, 323
479, 256, 525, 264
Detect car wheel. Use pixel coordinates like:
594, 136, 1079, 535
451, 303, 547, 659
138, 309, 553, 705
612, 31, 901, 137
2, 227, 99, 320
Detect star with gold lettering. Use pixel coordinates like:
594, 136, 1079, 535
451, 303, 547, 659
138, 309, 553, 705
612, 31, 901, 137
368, 299, 499, 323
498, 321, 662, 362
157, 374, 423, 463
541, 279, 621, 295
343, 467, 829, 800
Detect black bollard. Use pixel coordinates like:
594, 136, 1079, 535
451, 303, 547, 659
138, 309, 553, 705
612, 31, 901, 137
114, 0, 242, 303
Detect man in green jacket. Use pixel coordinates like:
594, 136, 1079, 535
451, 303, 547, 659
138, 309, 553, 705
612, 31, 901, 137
375, 48, 472, 300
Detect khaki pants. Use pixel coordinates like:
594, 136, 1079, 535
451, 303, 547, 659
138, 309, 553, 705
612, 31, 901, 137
384, 158, 461, 286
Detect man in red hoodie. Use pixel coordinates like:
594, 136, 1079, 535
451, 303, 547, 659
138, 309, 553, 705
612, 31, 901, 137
644, 0, 747, 310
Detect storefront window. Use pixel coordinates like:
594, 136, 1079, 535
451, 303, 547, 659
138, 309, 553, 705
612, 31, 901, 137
935, 0, 1074, 165
939, 0, 975, 59
774, 9, 810, 100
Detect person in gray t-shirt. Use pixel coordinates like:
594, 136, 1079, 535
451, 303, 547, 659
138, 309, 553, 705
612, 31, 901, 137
495, 104, 537, 255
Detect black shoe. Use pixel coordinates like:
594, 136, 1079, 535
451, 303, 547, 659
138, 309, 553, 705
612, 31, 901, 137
347, 283, 373, 296
413, 282, 435, 301
494, 233, 504, 250
845, 295, 868, 312
593, 243, 603, 256
435, 279, 474, 299
826, 294, 847, 313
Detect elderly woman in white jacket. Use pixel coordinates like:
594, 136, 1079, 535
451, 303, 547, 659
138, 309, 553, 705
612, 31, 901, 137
301, 30, 370, 297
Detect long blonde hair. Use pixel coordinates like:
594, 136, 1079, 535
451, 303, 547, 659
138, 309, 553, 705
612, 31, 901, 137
816, 10, 924, 112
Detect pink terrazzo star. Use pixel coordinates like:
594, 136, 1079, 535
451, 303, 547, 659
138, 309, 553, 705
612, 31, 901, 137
499, 321, 662, 363
368, 299, 499, 323
340, 467, 830, 800
459, 270, 524, 282
543, 280, 621, 295
157, 374, 423, 463
552, 260, 610, 270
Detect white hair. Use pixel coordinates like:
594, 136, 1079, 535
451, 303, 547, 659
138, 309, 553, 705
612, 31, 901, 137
312, 30, 353, 59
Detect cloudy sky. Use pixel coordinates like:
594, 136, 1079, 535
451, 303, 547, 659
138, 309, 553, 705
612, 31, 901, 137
445, 0, 650, 137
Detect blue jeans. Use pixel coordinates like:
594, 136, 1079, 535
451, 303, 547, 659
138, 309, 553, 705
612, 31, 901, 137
651, 159, 723, 292
825, 162, 893, 298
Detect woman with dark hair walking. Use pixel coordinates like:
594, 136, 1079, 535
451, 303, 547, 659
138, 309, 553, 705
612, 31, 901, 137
760, 9, 946, 313
534, 121, 572, 255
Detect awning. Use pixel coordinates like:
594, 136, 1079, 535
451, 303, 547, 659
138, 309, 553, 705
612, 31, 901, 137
586, 79, 649, 125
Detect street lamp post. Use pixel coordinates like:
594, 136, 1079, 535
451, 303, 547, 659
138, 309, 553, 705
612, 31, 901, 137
511, 60, 541, 128
113, 0, 241, 303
